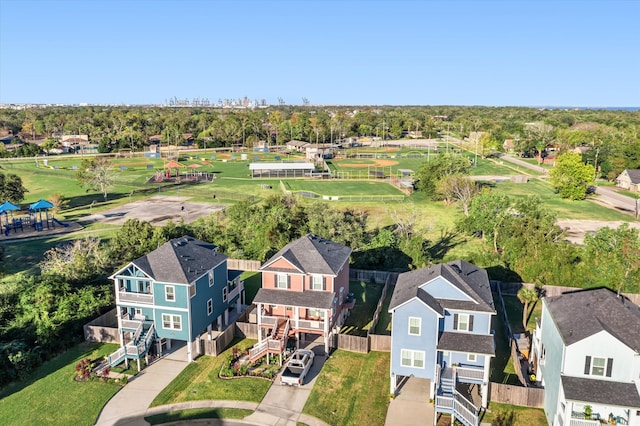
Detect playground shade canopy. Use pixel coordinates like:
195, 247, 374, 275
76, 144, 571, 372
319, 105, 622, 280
0, 201, 20, 212
29, 199, 54, 210
249, 162, 315, 178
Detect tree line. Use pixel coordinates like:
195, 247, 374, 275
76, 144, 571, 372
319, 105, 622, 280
1, 105, 639, 179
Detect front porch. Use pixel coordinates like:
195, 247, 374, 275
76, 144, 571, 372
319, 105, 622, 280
435, 365, 485, 426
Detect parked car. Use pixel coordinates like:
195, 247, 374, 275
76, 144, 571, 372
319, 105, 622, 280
281, 349, 315, 386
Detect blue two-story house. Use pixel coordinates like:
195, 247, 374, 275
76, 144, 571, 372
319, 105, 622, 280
389, 260, 496, 426
107, 236, 245, 369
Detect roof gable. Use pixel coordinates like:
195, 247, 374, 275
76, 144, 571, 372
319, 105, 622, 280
545, 288, 640, 352
131, 236, 227, 285
620, 169, 640, 184
389, 260, 495, 313
261, 234, 352, 276
419, 276, 474, 302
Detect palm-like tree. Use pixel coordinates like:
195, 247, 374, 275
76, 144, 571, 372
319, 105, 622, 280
517, 287, 538, 331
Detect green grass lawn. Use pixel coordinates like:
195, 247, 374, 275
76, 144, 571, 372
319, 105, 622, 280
0, 342, 121, 426
145, 408, 253, 425
285, 180, 405, 197
373, 289, 393, 335
341, 281, 385, 336
481, 401, 547, 426
241, 271, 262, 304
491, 293, 519, 385
492, 178, 634, 221
150, 338, 270, 407
303, 350, 390, 426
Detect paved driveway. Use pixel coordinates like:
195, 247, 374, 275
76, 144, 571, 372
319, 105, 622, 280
95, 345, 189, 426
244, 343, 329, 426
385, 376, 434, 426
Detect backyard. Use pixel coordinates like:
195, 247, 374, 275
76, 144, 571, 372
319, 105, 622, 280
340, 280, 386, 336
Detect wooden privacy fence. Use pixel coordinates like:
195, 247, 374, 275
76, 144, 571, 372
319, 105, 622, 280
84, 308, 119, 343
489, 382, 544, 408
227, 259, 261, 272
235, 321, 258, 339
350, 268, 390, 284
369, 334, 391, 351
367, 272, 397, 338
334, 333, 369, 353
200, 324, 235, 357
495, 281, 640, 305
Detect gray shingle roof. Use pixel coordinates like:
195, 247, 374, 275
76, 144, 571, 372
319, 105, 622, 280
132, 236, 227, 284
545, 288, 640, 352
437, 332, 495, 355
253, 288, 334, 309
561, 375, 640, 408
624, 169, 640, 184
261, 234, 352, 276
389, 260, 495, 313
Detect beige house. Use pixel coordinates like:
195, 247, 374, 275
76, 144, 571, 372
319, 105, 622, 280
615, 169, 640, 192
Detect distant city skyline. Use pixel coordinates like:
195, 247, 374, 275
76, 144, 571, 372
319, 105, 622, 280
1, 0, 638, 107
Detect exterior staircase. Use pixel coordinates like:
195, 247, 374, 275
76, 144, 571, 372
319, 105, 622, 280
435, 366, 479, 426
249, 318, 290, 363
106, 321, 156, 368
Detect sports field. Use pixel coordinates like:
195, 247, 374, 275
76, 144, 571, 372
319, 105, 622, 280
283, 180, 405, 197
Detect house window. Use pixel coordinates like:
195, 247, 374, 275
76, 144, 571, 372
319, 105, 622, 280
222, 286, 228, 302
400, 349, 425, 369
189, 283, 196, 298
165, 286, 175, 302
277, 274, 288, 289
584, 356, 613, 377
161, 314, 181, 330
311, 275, 324, 290
309, 309, 323, 318
467, 353, 477, 362
209, 271, 214, 287
408, 317, 421, 336
454, 313, 473, 332
134, 308, 142, 318
207, 298, 213, 315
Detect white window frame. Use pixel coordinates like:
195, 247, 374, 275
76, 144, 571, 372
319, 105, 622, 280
591, 357, 606, 376
165, 285, 175, 302
400, 349, 425, 369
408, 317, 421, 336
222, 286, 228, 302
276, 274, 288, 289
209, 271, 214, 287
134, 308, 143, 318
311, 274, 323, 290
467, 353, 477, 362
161, 314, 181, 330
309, 308, 323, 318
207, 298, 213, 315
457, 313, 470, 331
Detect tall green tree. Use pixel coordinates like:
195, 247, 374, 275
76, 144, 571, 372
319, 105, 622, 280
76, 157, 115, 200
415, 153, 472, 199
0, 172, 28, 203
517, 287, 538, 330
549, 152, 595, 200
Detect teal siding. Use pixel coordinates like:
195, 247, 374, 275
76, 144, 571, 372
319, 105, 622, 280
154, 309, 189, 341
189, 262, 227, 336
153, 282, 189, 309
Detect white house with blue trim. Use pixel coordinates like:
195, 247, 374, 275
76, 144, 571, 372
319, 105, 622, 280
107, 236, 245, 368
388, 260, 495, 426
531, 288, 640, 426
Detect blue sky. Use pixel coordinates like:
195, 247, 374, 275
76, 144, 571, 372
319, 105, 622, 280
1, 0, 638, 106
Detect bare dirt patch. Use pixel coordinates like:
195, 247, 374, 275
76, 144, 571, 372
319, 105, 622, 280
557, 219, 640, 244
79, 196, 224, 226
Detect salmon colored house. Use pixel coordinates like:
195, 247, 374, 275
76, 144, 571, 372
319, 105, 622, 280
250, 234, 352, 360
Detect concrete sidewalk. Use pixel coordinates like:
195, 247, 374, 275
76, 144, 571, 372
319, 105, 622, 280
385, 376, 434, 426
95, 345, 190, 426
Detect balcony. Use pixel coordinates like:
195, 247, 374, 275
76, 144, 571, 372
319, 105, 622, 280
456, 365, 485, 382
258, 315, 325, 333
118, 290, 153, 305
228, 280, 244, 301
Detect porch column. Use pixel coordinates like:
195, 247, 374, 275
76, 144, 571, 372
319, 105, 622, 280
224, 309, 229, 327
257, 303, 262, 341
323, 308, 330, 354
216, 315, 222, 331
481, 355, 491, 408
207, 324, 212, 340
236, 298, 241, 313
187, 339, 193, 362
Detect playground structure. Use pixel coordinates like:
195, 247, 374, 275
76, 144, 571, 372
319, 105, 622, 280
0, 199, 68, 236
